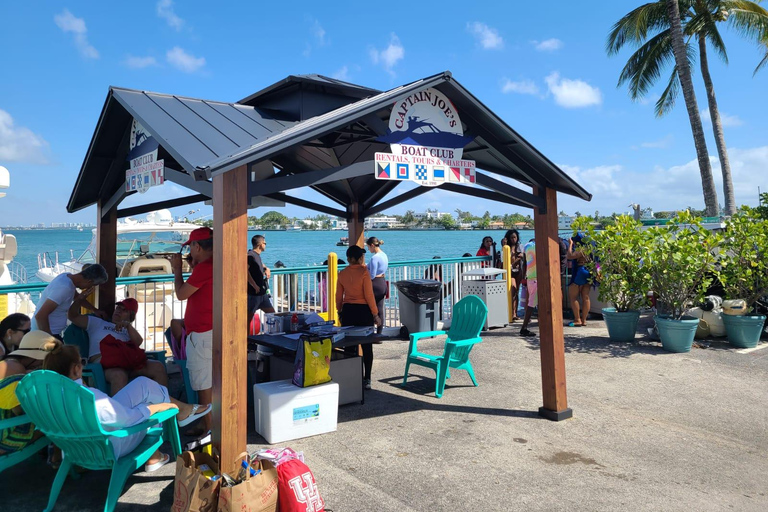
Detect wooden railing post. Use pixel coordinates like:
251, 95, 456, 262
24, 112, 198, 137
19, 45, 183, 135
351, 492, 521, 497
96, 201, 117, 313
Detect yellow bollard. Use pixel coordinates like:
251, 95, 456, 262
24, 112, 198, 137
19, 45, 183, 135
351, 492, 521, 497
327, 252, 339, 326
503, 245, 513, 322
81, 290, 97, 315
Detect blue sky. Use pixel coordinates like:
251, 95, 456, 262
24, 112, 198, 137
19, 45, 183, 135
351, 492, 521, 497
1, 0, 766, 225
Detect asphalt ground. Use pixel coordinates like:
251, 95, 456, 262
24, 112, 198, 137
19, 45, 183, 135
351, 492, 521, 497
3, 312, 767, 511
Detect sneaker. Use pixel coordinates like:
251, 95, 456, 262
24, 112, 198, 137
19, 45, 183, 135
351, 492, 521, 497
364, 378, 372, 390
520, 328, 535, 337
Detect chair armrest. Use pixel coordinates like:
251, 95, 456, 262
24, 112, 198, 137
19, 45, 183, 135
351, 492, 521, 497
448, 337, 483, 348
107, 408, 178, 438
0, 413, 32, 430
409, 330, 446, 343
146, 350, 167, 366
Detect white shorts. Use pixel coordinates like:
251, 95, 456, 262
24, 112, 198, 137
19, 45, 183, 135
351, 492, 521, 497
186, 330, 213, 391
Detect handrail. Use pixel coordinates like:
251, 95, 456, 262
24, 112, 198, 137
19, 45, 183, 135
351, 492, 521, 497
0, 255, 492, 295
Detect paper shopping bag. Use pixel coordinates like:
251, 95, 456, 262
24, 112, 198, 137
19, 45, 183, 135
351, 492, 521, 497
171, 451, 221, 512
292, 336, 332, 388
217, 456, 279, 512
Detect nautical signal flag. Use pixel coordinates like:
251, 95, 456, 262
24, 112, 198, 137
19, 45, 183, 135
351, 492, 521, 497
432, 167, 445, 181
450, 167, 461, 182
464, 167, 475, 183
397, 163, 409, 180
377, 162, 390, 179
415, 164, 428, 181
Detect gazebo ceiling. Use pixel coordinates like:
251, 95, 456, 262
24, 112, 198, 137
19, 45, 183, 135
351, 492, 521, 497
68, 71, 590, 217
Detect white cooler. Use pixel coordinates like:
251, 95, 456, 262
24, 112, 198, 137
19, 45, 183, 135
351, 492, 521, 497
253, 380, 339, 444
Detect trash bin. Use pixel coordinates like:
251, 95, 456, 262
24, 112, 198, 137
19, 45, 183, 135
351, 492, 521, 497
461, 268, 508, 330
395, 279, 442, 336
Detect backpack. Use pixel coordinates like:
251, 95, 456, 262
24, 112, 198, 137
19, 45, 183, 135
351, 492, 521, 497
277, 458, 325, 512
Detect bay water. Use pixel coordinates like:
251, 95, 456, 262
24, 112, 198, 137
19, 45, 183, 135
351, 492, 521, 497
5, 228, 572, 283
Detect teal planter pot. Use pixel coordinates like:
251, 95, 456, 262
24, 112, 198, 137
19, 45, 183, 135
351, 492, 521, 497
655, 315, 699, 353
602, 308, 641, 342
722, 313, 766, 349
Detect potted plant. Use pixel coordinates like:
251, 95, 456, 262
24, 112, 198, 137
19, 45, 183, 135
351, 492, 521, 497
717, 206, 768, 348
646, 211, 720, 353
582, 215, 651, 342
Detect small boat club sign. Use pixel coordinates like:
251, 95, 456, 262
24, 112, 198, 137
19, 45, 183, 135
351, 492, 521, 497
126, 119, 164, 194
375, 88, 476, 187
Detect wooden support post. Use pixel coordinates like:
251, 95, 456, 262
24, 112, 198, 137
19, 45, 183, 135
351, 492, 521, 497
533, 186, 572, 421
212, 165, 249, 474
347, 202, 365, 248
96, 201, 117, 313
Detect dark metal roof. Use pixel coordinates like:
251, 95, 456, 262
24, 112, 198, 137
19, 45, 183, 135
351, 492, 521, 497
68, 71, 590, 215
67, 87, 296, 212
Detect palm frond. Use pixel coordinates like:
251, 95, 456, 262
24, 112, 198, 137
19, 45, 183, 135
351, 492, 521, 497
607, 2, 671, 54
655, 67, 681, 117
618, 30, 677, 99
754, 46, 768, 74
722, 1, 768, 42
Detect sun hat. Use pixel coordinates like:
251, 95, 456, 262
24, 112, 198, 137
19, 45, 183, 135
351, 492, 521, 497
8, 331, 58, 360
182, 227, 213, 246
116, 298, 139, 314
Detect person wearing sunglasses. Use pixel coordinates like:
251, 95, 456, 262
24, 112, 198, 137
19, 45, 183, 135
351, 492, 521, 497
0, 313, 30, 361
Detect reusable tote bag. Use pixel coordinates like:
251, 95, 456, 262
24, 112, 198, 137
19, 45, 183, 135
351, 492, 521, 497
171, 451, 221, 512
292, 335, 332, 388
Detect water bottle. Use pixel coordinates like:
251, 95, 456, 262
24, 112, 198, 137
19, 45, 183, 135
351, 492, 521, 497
290, 313, 299, 333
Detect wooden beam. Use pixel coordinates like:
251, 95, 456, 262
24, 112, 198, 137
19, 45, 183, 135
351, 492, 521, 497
364, 185, 432, 216
116, 194, 208, 218
441, 183, 532, 208
164, 167, 213, 197
347, 202, 365, 248
96, 201, 117, 313
474, 172, 544, 210
533, 186, 572, 421
265, 192, 347, 218
212, 165, 249, 474
248, 160, 372, 198
102, 185, 133, 214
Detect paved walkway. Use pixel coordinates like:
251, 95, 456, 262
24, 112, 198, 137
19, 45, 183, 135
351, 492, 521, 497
3, 313, 767, 511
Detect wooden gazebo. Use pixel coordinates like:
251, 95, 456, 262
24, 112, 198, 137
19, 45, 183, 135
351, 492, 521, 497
68, 71, 591, 473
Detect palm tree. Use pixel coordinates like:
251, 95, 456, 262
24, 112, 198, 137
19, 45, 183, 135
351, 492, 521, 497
608, 0, 768, 216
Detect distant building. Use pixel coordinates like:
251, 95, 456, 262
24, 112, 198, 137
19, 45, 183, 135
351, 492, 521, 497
558, 214, 573, 230
365, 215, 398, 229
414, 211, 450, 220
331, 218, 347, 230
489, 221, 504, 230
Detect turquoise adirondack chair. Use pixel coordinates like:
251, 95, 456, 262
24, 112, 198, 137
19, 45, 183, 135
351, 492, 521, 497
402, 294, 488, 398
0, 413, 49, 474
15, 370, 182, 512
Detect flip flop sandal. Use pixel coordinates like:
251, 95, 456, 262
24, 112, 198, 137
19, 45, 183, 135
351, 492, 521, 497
178, 403, 212, 427
145, 453, 170, 473
567, 322, 583, 327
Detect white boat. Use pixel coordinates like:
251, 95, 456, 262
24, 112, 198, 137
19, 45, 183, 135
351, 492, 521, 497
37, 210, 199, 282
36, 209, 200, 351
0, 166, 36, 317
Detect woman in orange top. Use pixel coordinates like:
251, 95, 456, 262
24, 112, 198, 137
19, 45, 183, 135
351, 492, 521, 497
336, 245, 382, 390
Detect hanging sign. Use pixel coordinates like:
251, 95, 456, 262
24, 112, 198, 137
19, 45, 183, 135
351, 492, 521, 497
126, 119, 163, 193
374, 88, 475, 187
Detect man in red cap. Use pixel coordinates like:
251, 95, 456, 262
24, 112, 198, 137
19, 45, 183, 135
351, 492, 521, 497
67, 295, 168, 394
172, 227, 213, 431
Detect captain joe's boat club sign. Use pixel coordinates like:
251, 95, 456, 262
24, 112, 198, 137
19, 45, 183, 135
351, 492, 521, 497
125, 119, 164, 194
375, 88, 476, 187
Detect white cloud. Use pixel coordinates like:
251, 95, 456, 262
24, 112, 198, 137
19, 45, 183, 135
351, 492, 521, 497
557, 146, 768, 214
700, 109, 744, 127
545, 72, 602, 108
533, 38, 563, 52
370, 33, 404, 75
466, 22, 504, 50
124, 55, 158, 69
0, 109, 50, 164
332, 66, 350, 81
312, 20, 326, 45
638, 134, 674, 149
157, 0, 184, 31
166, 47, 205, 73
54, 10, 99, 59
501, 78, 540, 95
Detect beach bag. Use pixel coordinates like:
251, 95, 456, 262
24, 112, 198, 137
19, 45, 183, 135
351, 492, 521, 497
218, 453, 279, 512
99, 335, 147, 371
292, 336, 332, 388
277, 458, 325, 512
171, 451, 221, 512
